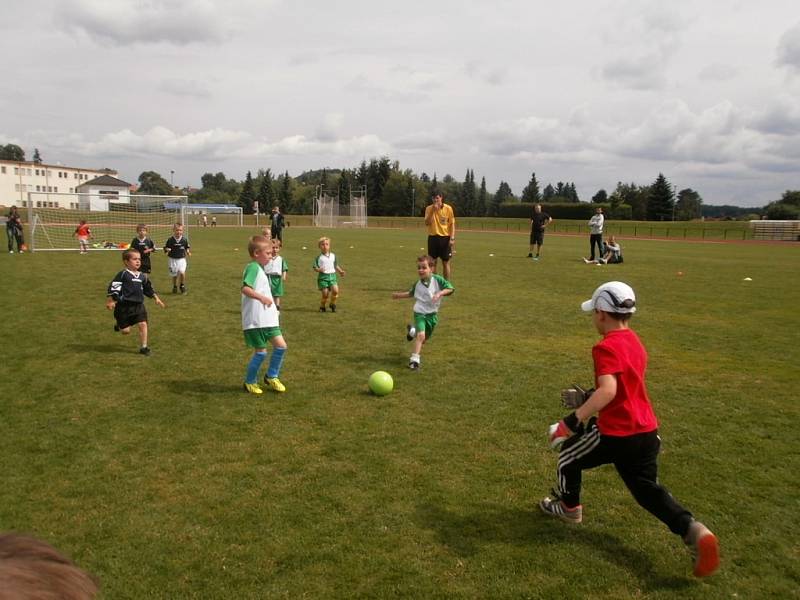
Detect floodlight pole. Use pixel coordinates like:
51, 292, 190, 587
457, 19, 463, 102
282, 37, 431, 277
411, 187, 415, 216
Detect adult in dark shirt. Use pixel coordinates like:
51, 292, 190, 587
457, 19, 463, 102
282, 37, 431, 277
528, 204, 552, 260
6, 206, 25, 253
270, 206, 286, 242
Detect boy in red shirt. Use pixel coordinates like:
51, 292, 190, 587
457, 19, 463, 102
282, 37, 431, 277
541, 281, 719, 578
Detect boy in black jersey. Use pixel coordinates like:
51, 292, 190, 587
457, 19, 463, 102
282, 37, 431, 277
130, 224, 155, 274
164, 223, 191, 294
106, 249, 166, 355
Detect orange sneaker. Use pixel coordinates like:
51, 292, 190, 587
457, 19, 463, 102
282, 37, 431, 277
684, 521, 719, 577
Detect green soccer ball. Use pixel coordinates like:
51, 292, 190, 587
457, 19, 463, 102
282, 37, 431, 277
368, 371, 393, 396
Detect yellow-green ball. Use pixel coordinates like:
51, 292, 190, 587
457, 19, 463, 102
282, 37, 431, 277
368, 371, 393, 396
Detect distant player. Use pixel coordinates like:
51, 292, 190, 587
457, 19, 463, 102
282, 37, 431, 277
540, 281, 719, 578
6, 205, 25, 253
106, 249, 166, 356
163, 223, 191, 294
313, 236, 346, 313
73, 220, 92, 254
264, 240, 288, 310
528, 204, 552, 260
241, 235, 287, 394
391, 254, 454, 370
130, 224, 155, 274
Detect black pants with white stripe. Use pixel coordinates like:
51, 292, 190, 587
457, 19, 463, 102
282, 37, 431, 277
557, 419, 694, 536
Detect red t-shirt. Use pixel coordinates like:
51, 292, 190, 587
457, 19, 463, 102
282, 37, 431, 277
75, 224, 91, 238
593, 328, 658, 436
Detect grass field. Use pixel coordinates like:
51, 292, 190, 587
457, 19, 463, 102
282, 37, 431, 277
1, 227, 799, 598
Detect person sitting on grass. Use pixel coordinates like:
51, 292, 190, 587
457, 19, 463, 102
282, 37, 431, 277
584, 235, 622, 264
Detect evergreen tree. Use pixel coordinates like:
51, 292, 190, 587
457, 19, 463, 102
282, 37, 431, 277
430, 174, 439, 198
477, 176, 487, 216
542, 184, 555, 201
279, 171, 292, 212
567, 182, 579, 202
592, 189, 608, 203
356, 161, 368, 187
338, 168, 351, 203
32, 148, 42, 164
491, 181, 513, 215
239, 171, 256, 214
256, 168, 275, 213
521, 172, 541, 203
460, 169, 476, 216
647, 173, 675, 221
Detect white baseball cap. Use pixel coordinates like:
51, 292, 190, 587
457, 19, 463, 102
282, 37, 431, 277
581, 281, 637, 314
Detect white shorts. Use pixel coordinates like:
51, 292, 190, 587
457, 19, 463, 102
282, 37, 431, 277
168, 257, 187, 276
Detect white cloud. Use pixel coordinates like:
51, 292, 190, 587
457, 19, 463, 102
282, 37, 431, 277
315, 114, 345, 142
73, 127, 252, 159
776, 22, 800, 73
601, 53, 667, 90
55, 0, 233, 45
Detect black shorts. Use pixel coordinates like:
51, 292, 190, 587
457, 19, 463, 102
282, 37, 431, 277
114, 301, 148, 329
530, 229, 545, 245
427, 235, 452, 261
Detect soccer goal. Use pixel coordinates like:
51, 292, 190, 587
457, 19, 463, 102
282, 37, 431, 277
312, 185, 367, 228
25, 192, 189, 252
313, 188, 340, 228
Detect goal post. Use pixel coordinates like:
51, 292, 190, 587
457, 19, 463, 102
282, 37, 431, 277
26, 192, 188, 252
312, 185, 367, 228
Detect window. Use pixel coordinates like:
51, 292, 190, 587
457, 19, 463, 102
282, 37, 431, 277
54, 187, 58, 192
27, 168, 32, 176
14, 184, 19, 192
36, 201, 41, 208
1, 166, 6, 174
14, 167, 19, 175
74, 173, 78, 179
69, 188, 73, 193
22, 201, 27, 207
47, 186, 52, 192
47, 170, 52, 177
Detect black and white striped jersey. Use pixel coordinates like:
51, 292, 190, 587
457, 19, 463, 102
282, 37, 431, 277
107, 269, 157, 303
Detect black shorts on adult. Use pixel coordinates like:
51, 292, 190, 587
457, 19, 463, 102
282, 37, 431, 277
427, 235, 451, 261
530, 229, 545, 245
114, 301, 148, 329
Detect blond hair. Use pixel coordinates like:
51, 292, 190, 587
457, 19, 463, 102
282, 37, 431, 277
318, 236, 330, 247
248, 235, 271, 257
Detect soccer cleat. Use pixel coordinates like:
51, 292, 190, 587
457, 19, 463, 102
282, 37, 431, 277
329, 303, 336, 313
539, 496, 583, 524
139, 346, 151, 356
319, 306, 326, 312
583, 257, 591, 264
172, 286, 178, 294
8, 250, 13, 254
684, 521, 720, 577
406, 324, 416, 341
264, 377, 286, 393
276, 304, 281, 311
114, 324, 120, 332
180, 284, 187, 294
243, 382, 263, 395
409, 360, 420, 370
527, 253, 533, 258
532, 256, 539, 261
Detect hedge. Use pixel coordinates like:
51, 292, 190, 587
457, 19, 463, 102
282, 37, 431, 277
498, 202, 632, 220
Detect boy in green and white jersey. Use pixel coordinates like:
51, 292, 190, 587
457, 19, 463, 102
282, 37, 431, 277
313, 236, 346, 312
392, 255, 454, 370
241, 235, 287, 394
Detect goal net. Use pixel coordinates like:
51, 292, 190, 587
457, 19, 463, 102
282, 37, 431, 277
314, 190, 340, 228
26, 192, 189, 252
312, 186, 367, 228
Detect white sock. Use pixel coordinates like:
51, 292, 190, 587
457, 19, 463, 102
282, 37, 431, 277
410, 353, 420, 364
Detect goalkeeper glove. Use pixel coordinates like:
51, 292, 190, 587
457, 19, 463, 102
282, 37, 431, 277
547, 412, 580, 450
561, 384, 595, 409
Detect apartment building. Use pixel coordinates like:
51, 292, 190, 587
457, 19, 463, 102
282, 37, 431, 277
0, 160, 118, 209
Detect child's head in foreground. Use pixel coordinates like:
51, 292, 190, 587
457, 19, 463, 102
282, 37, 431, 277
416, 255, 434, 278
121, 249, 141, 269
581, 281, 636, 324
318, 236, 330, 252
136, 223, 147, 237
248, 235, 272, 264
173, 223, 184, 235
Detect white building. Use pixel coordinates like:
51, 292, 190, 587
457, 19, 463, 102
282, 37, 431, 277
76, 174, 134, 211
0, 159, 119, 209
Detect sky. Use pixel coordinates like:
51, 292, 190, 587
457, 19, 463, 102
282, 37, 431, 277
2, 0, 799, 207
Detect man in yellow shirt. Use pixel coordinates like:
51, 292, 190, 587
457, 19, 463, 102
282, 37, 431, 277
424, 193, 456, 280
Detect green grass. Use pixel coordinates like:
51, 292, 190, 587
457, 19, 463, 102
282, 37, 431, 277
1, 227, 799, 598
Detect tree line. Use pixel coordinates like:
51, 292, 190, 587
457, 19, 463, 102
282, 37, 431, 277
2, 143, 796, 219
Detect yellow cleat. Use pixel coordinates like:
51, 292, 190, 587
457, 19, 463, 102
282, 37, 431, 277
243, 382, 263, 395
264, 377, 286, 393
